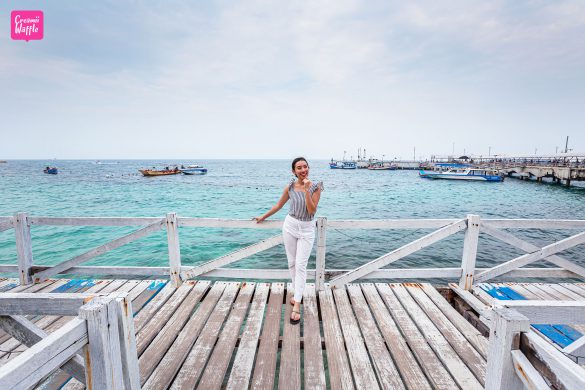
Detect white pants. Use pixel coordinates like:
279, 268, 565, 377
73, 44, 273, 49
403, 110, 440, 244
282, 214, 315, 303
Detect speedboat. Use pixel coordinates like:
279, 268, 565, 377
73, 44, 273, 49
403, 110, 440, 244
419, 168, 503, 181
330, 160, 357, 169
180, 165, 208, 175
43, 167, 58, 174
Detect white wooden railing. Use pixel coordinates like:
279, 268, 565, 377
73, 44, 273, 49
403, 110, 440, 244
0, 291, 139, 389
1, 213, 585, 291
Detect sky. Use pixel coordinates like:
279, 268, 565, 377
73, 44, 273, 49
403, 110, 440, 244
1, 1, 584, 160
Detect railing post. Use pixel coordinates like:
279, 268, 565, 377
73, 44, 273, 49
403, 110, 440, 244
459, 214, 480, 290
166, 212, 183, 287
485, 308, 530, 390
14, 212, 33, 285
79, 297, 125, 389
315, 217, 327, 291
110, 292, 140, 389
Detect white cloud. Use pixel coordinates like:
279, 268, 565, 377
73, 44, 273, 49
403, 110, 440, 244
1, 1, 584, 159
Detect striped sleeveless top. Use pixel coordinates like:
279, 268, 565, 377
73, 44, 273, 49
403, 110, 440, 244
288, 179, 324, 221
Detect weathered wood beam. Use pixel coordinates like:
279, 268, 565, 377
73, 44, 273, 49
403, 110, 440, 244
510, 350, 550, 390
523, 330, 585, 389
178, 217, 283, 229
0, 315, 86, 383
324, 267, 462, 280
28, 216, 164, 226
493, 300, 585, 324
481, 223, 585, 279
180, 234, 283, 280
202, 267, 460, 280
30, 265, 179, 276
0, 265, 18, 273
3, 265, 576, 282
483, 219, 585, 229
449, 283, 492, 323
476, 229, 585, 282
33, 220, 165, 282
0, 293, 96, 315
329, 219, 467, 288
327, 219, 460, 229
0, 318, 87, 389
0, 218, 13, 232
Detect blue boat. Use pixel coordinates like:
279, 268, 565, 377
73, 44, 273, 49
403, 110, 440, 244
419, 168, 503, 181
329, 160, 357, 169
43, 167, 58, 174
180, 165, 208, 175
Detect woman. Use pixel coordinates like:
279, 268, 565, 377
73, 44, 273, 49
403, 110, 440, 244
254, 157, 323, 324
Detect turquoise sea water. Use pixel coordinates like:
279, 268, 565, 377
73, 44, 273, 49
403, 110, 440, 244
1, 160, 585, 278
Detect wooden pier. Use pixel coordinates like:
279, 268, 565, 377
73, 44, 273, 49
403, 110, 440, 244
2, 213, 585, 388
2, 277, 489, 389
2, 278, 585, 388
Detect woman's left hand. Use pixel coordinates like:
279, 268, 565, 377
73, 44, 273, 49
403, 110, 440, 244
302, 179, 312, 191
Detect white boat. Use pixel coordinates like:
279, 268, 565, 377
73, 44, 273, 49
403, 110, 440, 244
330, 152, 357, 169
330, 160, 357, 169
180, 164, 208, 175
419, 168, 503, 182
367, 162, 397, 170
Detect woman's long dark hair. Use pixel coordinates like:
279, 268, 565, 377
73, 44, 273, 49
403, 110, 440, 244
291, 157, 308, 177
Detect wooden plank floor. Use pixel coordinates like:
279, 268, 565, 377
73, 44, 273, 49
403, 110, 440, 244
0, 279, 495, 389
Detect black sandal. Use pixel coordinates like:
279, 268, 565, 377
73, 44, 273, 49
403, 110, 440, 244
290, 309, 301, 325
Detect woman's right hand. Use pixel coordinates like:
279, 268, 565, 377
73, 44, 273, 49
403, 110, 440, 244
253, 216, 264, 223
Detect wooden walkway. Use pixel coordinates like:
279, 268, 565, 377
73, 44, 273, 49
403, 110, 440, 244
0, 278, 492, 389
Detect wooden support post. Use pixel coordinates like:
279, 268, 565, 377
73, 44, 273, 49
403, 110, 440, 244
79, 297, 125, 390
315, 217, 327, 291
166, 212, 182, 287
110, 292, 140, 390
459, 214, 480, 290
14, 212, 33, 285
485, 308, 530, 390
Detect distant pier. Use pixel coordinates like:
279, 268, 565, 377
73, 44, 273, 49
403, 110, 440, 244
485, 155, 585, 186
429, 154, 585, 186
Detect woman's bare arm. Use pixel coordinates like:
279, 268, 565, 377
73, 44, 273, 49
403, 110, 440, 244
254, 185, 290, 223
